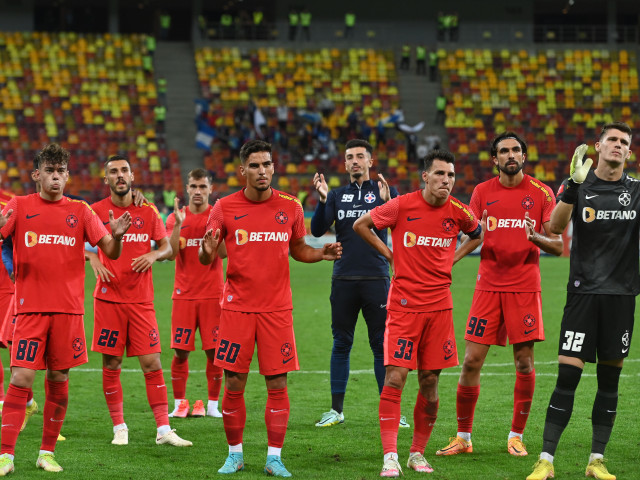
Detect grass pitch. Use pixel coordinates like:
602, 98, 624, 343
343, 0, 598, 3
2, 255, 639, 479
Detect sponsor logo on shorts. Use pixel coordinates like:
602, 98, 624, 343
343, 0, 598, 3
622, 330, 630, 354
132, 217, 145, 229
72, 337, 84, 358
281, 342, 293, 364
149, 328, 160, 347
443, 339, 455, 361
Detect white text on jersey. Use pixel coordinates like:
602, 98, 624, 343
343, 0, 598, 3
487, 217, 537, 231
582, 208, 636, 223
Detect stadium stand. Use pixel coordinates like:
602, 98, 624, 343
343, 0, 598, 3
194, 47, 423, 206
0, 31, 182, 203
438, 47, 640, 194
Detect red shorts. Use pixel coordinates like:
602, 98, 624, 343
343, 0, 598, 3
92, 299, 161, 357
384, 309, 458, 371
11, 313, 88, 370
170, 298, 221, 351
465, 290, 545, 346
215, 310, 299, 375
0, 293, 14, 347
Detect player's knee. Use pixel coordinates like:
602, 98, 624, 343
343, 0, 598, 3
596, 363, 622, 393
556, 363, 583, 391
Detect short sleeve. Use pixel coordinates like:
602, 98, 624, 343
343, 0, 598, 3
291, 201, 307, 240
370, 196, 400, 230
150, 207, 167, 242
542, 185, 556, 224
84, 204, 110, 247
165, 212, 175, 235
469, 186, 481, 219
206, 200, 225, 238
455, 201, 479, 236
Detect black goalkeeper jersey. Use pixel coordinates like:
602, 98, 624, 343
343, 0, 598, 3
558, 170, 640, 295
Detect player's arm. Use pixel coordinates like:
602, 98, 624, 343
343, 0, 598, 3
198, 228, 221, 265
289, 236, 342, 263
0, 208, 14, 240
453, 210, 486, 265
353, 212, 393, 264
525, 215, 563, 256
97, 210, 132, 260
550, 144, 592, 234
166, 198, 185, 261
85, 250, 115, 282
310, 175, 334, 237
216, 240, 227, 259
2, 234, 13, 280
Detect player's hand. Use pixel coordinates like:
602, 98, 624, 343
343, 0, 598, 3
480, 209, 487, 235
173, 197, 185, 226
109, 210, 132, 241
132, 189, 146, 207
321, 241, 342, 260
313, 173, 328, 203
524, 211, 536, 242
202, 228, 220, 256
0, 209, 13, 229
89, 254, 115, 283
378, 173, 391, 202
570, 144, 593, 184
131, 251, 157, 273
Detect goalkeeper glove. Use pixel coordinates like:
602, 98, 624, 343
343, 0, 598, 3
569, 144, 593, 184
561, 144, 593, 204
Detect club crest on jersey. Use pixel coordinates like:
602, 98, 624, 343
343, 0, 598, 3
72, 337, 84, 352
619, 191, 631, 206
442, 218, 455, 232
364, 192, 376, 203
523, 314, 536, 328
66, 214, 78, 228
132, 217, 145, 229
275, 211, 288, 224
521, 196, 534, 210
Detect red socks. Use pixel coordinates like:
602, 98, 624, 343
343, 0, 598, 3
0, 384, 29, 455
410, 392, 438, 454
456, 384, 480, 433
512, 370, 535, 434
265, 388, 289, 448
221, 387, 246, 446
206, 357, 223, 401
41, 379, 68, 452
171, 356, 189, 400
102, 367, 124, 426
379, 385, 402, 454
144, 369, 169, 428
0, 356, 4, 402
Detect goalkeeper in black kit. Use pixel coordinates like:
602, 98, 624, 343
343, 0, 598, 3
527, 122, 637, 480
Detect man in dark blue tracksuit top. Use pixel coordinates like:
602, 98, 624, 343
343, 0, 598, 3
311, 139, 408, 428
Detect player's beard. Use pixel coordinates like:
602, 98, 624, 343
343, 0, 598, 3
351, 171, 363, 179
498, 161, 523, 176
111, 182, 131, 197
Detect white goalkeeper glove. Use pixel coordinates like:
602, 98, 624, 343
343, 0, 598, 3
570, 144, 593, 184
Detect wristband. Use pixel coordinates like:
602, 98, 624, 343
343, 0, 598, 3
561, 179, 580, 204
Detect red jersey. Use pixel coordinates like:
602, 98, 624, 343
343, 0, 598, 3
166, 205, 223, 300
206, 188, 307, 313
91, 198, 166, 304
0, 193, 108, 314
371, 191, 478, 313
0, 189, 15, 295
470, 175, 555, 292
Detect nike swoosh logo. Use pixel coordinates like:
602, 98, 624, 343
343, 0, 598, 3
234, 214, 248, 220
282, 356, 294, 364
622, 348, 629, 353
150, 341, 159, 347
105, 391, 117, 395
407, 216, 421, 221
353, 204, 362, 208
524, 328, 537, 335
379, 304, 387, 308
156, 384, 166, 389
26, 214, 40, 219
102, 221, 109, 225
222, 410, 237, 415
486, 200, 499, 206
73, 352, 84, 359
549, 405, 565, 411
180, 225, 189, 230
270, 409, 288, 413
444, 353, 455, 360
456, 417, 469, 421
1, 424, 13, 427
379, 417, 394, 421
520, 411, 530, 415
585, 194, 599, 199
606, 409, 617, 413
49, 418, 64, 422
